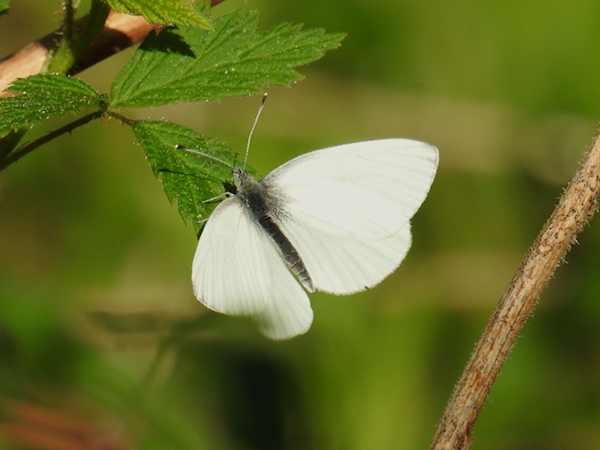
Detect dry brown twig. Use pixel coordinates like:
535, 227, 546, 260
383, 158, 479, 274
0, 1, 225, 95
0, 11, 159, 95
429, 128, 600, 449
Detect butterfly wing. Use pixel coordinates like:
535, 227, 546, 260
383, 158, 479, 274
192, 196, 313, 339
261, 139, 438, 294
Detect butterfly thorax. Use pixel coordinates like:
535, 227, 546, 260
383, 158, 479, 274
232, 167, 268, 215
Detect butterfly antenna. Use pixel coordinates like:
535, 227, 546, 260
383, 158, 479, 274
244, 93, 268, 169
175, 144, 234, 169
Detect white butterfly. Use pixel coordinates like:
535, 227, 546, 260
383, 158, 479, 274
191, 139, 438, 339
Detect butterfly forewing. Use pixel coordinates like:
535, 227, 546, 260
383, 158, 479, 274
262, 139, 438, 238
192, 196, 313, 339
261, 139, 438, 294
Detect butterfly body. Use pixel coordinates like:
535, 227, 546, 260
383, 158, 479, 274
192, 139, 439, 339
232, 167, 314, 292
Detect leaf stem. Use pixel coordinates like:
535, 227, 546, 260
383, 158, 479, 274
44, 0, 78, 74
428, 127, 600, 449
44, 0, 111, 75
0, 110, 104, 172
72, 0, 111, 64
105, 110, 139, 126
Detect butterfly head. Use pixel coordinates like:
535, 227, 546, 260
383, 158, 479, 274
232, 167, 257, 194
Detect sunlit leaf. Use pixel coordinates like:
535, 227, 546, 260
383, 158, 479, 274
104, 0, 211, 28
0, 75, 103, 137
111, 10, 344, 107
131, 120, 255, 235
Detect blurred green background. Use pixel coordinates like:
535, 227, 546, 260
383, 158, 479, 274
2, 1, 600, 449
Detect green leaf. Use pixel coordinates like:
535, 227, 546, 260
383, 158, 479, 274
130, 120, 254, 235
104, 0, 211, 28
0, 75, 103, 137
111, 10, 345, 108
